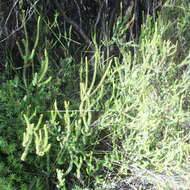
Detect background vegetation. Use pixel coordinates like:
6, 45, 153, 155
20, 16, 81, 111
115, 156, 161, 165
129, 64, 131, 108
0, 0, 190, 189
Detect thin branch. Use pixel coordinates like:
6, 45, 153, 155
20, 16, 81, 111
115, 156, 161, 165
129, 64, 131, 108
0, 0, 41, 43
4, 0, 19, 27
73, 0, 82, 28
94, 1, 104, 31
55, 0, 95, 51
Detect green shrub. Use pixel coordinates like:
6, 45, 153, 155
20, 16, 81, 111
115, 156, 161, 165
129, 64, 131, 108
1, 0, 190, 190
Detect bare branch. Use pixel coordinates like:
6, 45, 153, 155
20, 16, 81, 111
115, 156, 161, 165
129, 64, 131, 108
94, 1, 104, 31
73, 0, 82, 28
55, 0, 95, 51
0, 0, 41, 43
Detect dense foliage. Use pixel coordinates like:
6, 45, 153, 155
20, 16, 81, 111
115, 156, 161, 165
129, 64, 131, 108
0, 0, 190, 189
